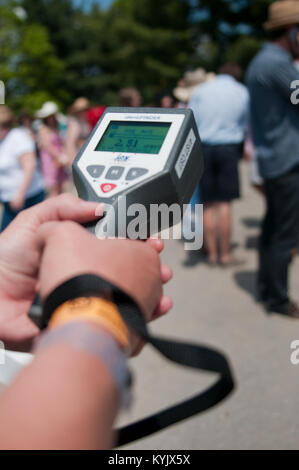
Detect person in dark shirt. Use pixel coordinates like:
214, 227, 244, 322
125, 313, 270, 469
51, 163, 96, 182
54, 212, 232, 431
246, 0, 299, 317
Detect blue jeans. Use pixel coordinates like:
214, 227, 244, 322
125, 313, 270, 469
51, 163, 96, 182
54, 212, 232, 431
1, 190, 46, 232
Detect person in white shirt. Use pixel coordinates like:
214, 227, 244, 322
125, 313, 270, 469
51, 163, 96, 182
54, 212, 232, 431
0, 106, 45, 231
188, 64, 249, 266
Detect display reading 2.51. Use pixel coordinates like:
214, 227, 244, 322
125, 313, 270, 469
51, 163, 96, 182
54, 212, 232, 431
95, 121, 171, 155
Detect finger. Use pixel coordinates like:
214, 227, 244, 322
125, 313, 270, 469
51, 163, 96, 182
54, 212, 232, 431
36, 221, 63, 245
17, 194, 104, 229
160, 264, 173, 284
151, 295, 173, 321
37, 220, 90, 248
146, 238, 164, 253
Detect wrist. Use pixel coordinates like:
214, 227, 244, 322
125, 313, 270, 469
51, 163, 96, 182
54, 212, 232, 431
34, 322, 133, 410
41, 274, 146, 357
48, 297, 130, 353
14, 190, 25, 200
10, 193, 25, 209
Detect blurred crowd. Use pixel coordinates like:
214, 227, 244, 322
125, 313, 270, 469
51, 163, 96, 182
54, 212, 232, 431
0, 85, 190, 234
0, 87, 184, 233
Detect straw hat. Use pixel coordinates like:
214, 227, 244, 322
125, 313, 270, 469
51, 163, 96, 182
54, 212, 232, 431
35, 101, 59, 120
0, 105, 13, 127
69, 97, 90, 115
264, 0, 299, 31
206, 72, 217, 82
173, 68, 209, 103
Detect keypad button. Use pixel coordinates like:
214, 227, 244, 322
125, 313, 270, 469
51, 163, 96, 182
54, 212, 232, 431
86, 165, 105, 178
101, 183, 116, 194
106, 166, 125, 180
126, 168, 149, 181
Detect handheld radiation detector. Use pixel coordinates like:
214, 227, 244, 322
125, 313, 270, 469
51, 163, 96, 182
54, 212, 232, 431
72, 107, 203, 237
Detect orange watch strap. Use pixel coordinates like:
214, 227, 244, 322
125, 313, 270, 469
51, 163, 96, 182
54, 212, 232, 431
49, 297, 130, 350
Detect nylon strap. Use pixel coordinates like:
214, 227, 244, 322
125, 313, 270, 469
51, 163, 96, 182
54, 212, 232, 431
42, 274, 235, 447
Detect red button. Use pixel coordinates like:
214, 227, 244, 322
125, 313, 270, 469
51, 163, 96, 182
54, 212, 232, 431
101, 183, 116, 193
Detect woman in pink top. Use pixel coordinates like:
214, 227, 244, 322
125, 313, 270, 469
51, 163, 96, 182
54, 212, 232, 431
36, 102, 69, 197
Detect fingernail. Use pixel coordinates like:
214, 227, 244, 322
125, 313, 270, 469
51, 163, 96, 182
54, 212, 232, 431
79, 201, 104, 211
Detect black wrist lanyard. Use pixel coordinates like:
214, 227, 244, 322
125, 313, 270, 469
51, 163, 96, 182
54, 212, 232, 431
42, 274, 235, 448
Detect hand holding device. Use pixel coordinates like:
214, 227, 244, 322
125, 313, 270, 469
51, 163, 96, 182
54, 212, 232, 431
0, 194, 102, 350
38, 221, 171, 354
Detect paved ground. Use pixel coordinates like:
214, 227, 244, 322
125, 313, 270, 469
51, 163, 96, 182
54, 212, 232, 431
118, 163, 299, 450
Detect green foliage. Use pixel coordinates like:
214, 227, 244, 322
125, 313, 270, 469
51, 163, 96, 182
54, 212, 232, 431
189, 0, 275, 69
96, 0, 193, 104
0, 0, 278, 112
226, 36, 262, 71
0, 0, 66, 113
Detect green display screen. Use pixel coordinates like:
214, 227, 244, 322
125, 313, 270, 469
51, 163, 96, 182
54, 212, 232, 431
95, 121, 171, 154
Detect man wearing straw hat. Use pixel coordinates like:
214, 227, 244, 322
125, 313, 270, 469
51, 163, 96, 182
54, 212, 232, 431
247, 0, 299, 317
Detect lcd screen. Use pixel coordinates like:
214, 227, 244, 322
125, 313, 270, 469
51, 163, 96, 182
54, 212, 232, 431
95, 121, 171, 154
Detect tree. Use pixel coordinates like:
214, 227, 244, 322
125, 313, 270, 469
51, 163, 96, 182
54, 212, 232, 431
0, 0, 65, 112
0, 0, 278, 111
225, 36, 262, 71
95, 0, 193, 104
190, 0, 274, 70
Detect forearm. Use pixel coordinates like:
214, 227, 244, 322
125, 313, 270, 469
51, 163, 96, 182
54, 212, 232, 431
14, 153, 37, 202
64, 136, 78, 162
65, 121, 80, 161
43, 140, 63, 163
0, 329, 120, 449
15, 166, 35, 201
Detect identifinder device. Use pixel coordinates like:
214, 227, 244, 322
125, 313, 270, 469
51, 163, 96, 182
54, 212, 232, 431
73, 107, 203, 237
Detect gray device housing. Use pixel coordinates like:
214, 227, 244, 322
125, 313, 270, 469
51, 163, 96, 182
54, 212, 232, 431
72, 107, 204, 237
